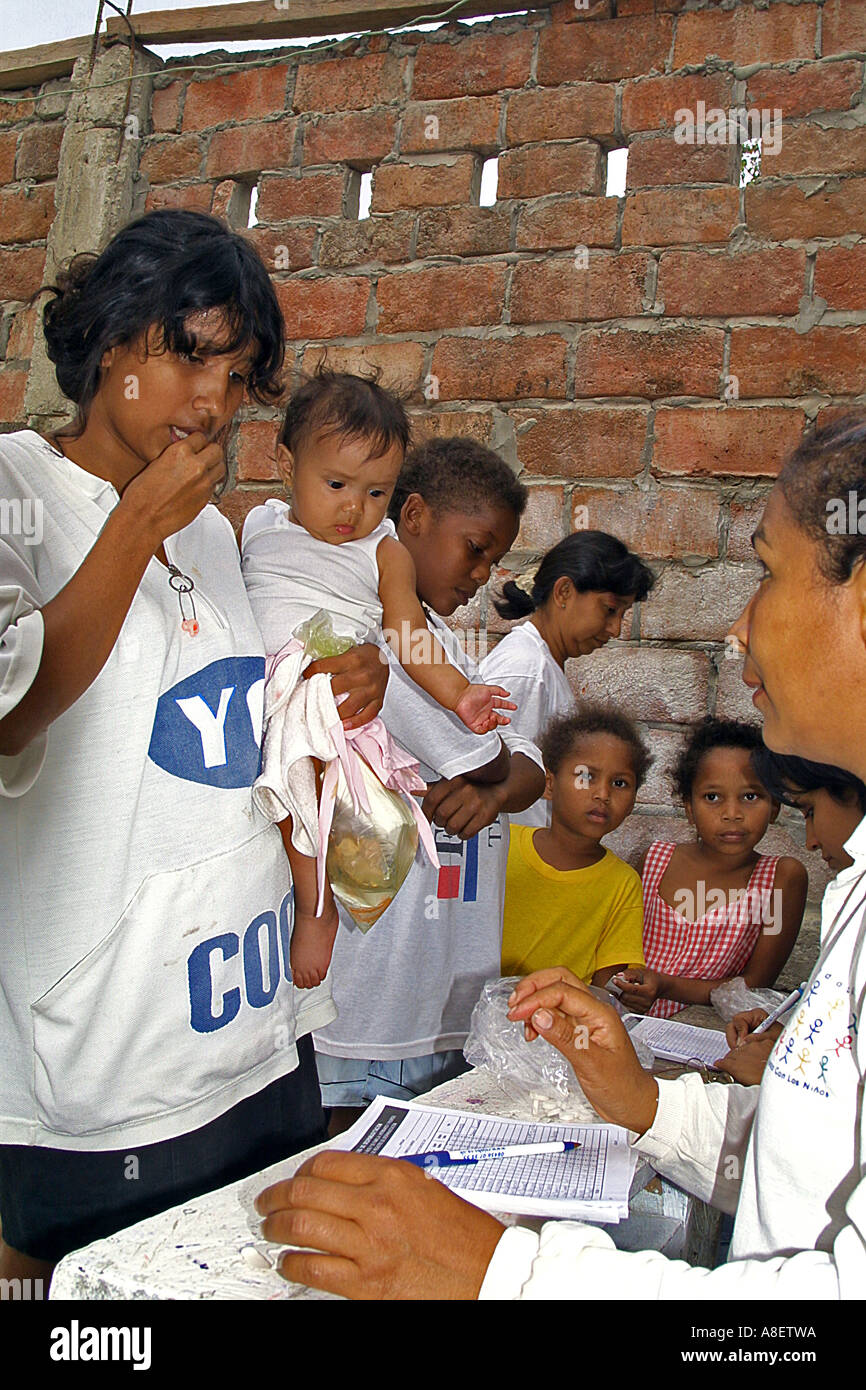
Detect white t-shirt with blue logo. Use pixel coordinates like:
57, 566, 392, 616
0, 431, 333, 1151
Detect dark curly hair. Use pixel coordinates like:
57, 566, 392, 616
388, 436, 527, 524
495, 530, 655, 620
279, 363, 410, 460
540, 705, 653, 790
40, 209, 285, 437
671, 717, 766, 803
751, 746, 866, 814
776, 413, 866, 584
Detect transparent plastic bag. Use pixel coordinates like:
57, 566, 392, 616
293, 608, 355, 661
326, 755, 419, 932
709, 976, 787, 1024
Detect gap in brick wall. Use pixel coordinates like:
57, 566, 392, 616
357, 171, 373, 221
606, 148, 628, 198
479, 157, 499, 207
247, 183, 260, 229
740, 136, 762, 188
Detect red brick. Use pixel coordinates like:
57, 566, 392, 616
498, 141, 604, 199
764, 123, 866, 177
823, 0, 866, 56
431, 335, 569, 401
569, 646, 709, 721
182, 66, 290, 131
303, 109, 397, 166
657, 247, 806, 316
511, 405, 648, 478
652, 406, 807, 477
319, 213, 414, 269
140, 135, 202, 184
537, 15, 673, 84
371, 156, 476, 213
151, 81, 182, 134
641, 563, 760, 642
0, 246, 45, 303
814, 244, 866, 309
506, 85, 616, 144
570, 482, 719, 557
511, 251, 650, 324
413, 31, 534, 101
729, 325, 866, 397
622, 72, 734, 135
746, 59, 862, 118
549, 0, 613, 19
0, 368, 27, 423
515, 195, 618, 251
727, 494, 773, 562
0, 184, 54, 244
219, 485, 280, 541
276, 275, 370, 340
293, 53, 405, 113
145, 183, 213, 212
257, 171, 345, 220
409, 409, 496, 445
205, 119, 297, 179
15, 122, 63, 182
0, 130, 17, 184
515, 484, 566, 549
236, 419, 282, 483
6, 302, 37, 360
401, 97, 501, 155
622, 186, 739, 246
746, 177, 866, 239
416, 205, 511, 258
574, 325, 725, 398
301, 341, 425, 397
617, 0, 689, 14
673, 4, 818, 69
244, 224, 317, 273
0, 96, 35, 128
626, 134, 736, 188
376, 263, 507, 334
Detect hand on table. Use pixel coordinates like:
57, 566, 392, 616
506, 968, 659, 1135
715, 1031, 776, 1086
255, 1149, 505, 1300
304, 642, 388, 730
421, 773, 505, 840
613, 967, 664, 1014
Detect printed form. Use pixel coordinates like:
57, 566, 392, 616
333, 1096, 636, 1222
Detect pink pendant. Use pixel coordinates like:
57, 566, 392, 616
182, 619, 200, 636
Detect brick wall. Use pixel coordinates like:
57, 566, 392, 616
6, 0, 866, 894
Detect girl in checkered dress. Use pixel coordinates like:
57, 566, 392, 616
616, 718, 808, 1018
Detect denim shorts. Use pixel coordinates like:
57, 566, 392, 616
314, 1047, 469, 1108
0, 1035, 327, 1263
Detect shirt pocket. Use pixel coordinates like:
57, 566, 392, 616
30, 830, 296, 1139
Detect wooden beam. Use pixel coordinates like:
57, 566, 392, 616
0, 36, 95, 92
104, 0, 533, 46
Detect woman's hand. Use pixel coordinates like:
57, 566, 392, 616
715, 1031, 775, 1086
421, 774, 506, 839
614, 967, 664, 1014
725, 1008, 770, 1049
120, 430, 228, 547
506, 968, 659, 1134
255, 1149, 505, 1300
304, 643, 389, 730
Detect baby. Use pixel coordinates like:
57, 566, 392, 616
242, 368, 513, 987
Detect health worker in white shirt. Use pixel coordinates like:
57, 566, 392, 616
256, 412, 866, 1301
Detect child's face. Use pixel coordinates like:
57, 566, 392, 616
555, 583, 634, 658
685, 746, 777, 855
544, 733, 638, 842
786, 785, 861, 873
280, 426, 404, 545
398, 498, 519, 615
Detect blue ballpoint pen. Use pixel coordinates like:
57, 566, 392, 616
402, 1140, 581, 1168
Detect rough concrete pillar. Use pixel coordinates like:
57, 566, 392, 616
26, 41, 162, 424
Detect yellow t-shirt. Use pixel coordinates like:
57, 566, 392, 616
502, 825, 645, 983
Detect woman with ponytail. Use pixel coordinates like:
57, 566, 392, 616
481, 531, 655, 825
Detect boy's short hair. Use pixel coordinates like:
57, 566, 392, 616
388, 436, 527, 525
540, 706, 653, 790
279, 363, 411, 460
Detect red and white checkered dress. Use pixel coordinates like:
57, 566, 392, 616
641, 840, 781, 1018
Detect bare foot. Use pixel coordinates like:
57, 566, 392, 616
290, 906, 339, 989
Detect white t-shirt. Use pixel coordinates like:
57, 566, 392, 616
241, 498, 394, 653
314, 613, 544, 1060
0, 431, 333, 1151
480, 621, 574, 827
481, 817, 866, 1298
